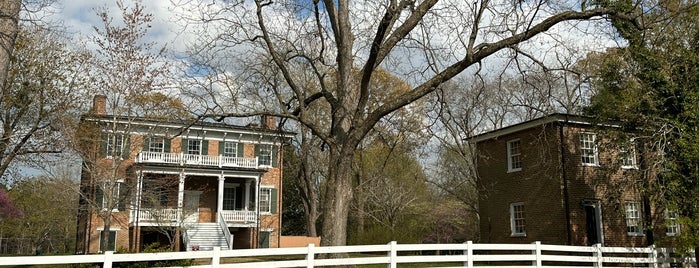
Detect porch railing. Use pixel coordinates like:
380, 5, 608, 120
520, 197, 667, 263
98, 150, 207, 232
136, 152, 258, 169
217, 212, 234, 250
220, 210, 257, 223
138, 208, 179, 222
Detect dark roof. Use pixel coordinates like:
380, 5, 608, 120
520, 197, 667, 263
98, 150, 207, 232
467, 113, 597, 143
81, 114, 296, 137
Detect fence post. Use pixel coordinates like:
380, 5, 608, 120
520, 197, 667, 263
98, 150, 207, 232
649, 244, 658, 268
388, 241, 397, 268
212, 246, 221, 267
533, 241, 542, 268
593, 243, 603, 268
465, 241, 473, 268
104, 251, 114, 268
306, 243, 315, 268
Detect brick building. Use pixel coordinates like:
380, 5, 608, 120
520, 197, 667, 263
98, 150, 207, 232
75, 95, 294, 253
470, 113, 680, 247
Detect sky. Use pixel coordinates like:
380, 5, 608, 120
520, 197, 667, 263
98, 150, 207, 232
42, 0, 193, 54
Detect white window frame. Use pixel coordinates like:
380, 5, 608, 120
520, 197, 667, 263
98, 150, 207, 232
666, 209, 680, 236
625, 201, 643, 236
258, 144, 273, 167
148, 137, 165, 153
620, 139, 637, 169
106, 133, 124, 158
188, 139, 202, 155
507, 139, 522, 172
510, 202, 526, 237
99, 180, 126, 212
259, 187, 273, 214
580, 133, 599, 166
223, 141, 238, 158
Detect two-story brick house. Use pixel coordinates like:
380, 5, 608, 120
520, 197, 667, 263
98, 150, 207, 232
75, 95, 294, 253
470, 113, 679, 247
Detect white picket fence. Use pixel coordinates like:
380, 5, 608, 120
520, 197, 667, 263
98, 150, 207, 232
0, 241, 695, 267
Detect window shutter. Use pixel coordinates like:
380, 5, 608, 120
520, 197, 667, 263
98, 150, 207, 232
237, 143, 244, 157
254, 144, 260, 158
122, 135, 131, 158
270, 188, 277, 214
181, 138, 188, 153
99, 133, 107, 157
142, 137, 150, 151
117, 182, 128, 211
95, 187, 104, 208
271, 145, 279, 167
202, 140, 209, 155
164, 138, 171, 153
259, 231, 270, 248
218, 141, 225, 156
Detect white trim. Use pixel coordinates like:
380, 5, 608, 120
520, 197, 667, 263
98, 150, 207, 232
96, 227, 121, 231
580, 132, 599, 167
509, 202, 526, 237
507, 139, 522, 173
624, 201, 644, 236
259, 187, 274, 214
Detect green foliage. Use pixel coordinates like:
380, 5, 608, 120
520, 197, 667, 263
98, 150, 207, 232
0, 177, 78, 254
110, 243, 194, 268
585, 1, 699, 252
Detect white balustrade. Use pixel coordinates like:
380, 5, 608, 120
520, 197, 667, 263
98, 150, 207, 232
136, 152, 258, 168
221, 210, 258, 223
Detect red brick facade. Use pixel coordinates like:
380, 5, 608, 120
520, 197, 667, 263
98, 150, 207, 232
473, 114, 679, 247
75, 97, 292, 253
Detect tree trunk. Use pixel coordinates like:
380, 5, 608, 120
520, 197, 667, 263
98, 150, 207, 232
0, 0, 20, 93
319, 149, 355, 246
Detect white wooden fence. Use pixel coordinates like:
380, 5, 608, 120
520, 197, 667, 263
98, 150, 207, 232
0, 241, 695, 267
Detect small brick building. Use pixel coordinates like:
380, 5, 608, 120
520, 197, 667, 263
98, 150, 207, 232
470, 113, 680, 247
75, 95, 294, 253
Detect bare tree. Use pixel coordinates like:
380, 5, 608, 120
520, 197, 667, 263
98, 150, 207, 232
72, 0, 169, 253
0, 25, 89, 184
0, 0, 20, 92
177, 0, 639, 246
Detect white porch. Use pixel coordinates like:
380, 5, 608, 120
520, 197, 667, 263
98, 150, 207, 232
129, 169, 262, 228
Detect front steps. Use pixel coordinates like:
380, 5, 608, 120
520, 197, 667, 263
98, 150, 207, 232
185, 223, 230, 251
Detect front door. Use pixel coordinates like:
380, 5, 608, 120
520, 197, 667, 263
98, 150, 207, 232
583, 200, 604, 246
183, 191, 201, 223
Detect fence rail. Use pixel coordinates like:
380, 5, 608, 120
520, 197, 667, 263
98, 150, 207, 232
0, 241, 695, 268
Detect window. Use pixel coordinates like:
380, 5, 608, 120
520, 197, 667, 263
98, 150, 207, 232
666, 210, 680, 236
223, 185, 237, 210
510, 202, 526, 236
223, 142, 238, 157
580, 133, 599, 166
256, 144, 273, 166
625, 202, 643, 236
620, 139, 637, 169
188, 140, 201, 155
148, 137, 165, 153
107, 134, 124, 157
260, 188, 272, 213
259, 231, 271, 248
99, 230, 116, 252
96, 182, 127, 211
507, 139, 522, 172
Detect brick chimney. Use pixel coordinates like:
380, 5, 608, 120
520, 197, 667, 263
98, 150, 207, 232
261, 115, 276, 130
92, 95, 107, 115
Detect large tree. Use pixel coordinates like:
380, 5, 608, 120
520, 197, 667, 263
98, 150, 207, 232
585, 1, 699, 255
0, 25, 88, 184
179, 0, 639, 246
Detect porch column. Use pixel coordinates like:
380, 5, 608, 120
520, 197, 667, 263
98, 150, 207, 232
217, 174, 225, 218
254, 175, 260, 219
244, 180, 251, 211
177, 172, 185, 222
